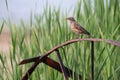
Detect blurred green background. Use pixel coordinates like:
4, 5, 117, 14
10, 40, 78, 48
0, 0, 120, 80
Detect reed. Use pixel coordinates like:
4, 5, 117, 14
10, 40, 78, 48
0, 0, 120, 80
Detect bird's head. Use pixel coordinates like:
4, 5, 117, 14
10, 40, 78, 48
66, 17, 76, 22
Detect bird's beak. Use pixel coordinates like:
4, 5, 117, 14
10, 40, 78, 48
66, 18, 69, 20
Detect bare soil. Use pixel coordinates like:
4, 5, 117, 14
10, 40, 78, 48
0, 27, 11, 54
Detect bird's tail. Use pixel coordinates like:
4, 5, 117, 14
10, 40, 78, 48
84, 30, 91, 36
88, 34, 93, 38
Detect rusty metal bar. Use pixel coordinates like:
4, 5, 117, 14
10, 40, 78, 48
91, 41, 94, 80
55, 49, 68, 80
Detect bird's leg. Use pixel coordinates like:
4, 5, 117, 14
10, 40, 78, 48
75, 34, 80, 39
77, 34, 83, 39
80, 35, 83, 38
88, 35, 92, 38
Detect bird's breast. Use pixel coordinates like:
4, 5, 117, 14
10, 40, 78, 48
70, 22, 83, 34
71, 22, 75, 29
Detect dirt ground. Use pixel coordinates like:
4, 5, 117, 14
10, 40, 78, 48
0, 27, 11, 54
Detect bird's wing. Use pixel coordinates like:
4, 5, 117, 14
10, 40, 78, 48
75, 22, 90, 35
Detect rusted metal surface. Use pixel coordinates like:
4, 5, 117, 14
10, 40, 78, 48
55, 49, 68, 80
19, 38, 120, 80
20, 55, 85, 80
91, 41, 94, 80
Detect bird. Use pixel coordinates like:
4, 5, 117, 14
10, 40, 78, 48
66, 17, 90, 36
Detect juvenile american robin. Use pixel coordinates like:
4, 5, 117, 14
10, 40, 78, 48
66, 17, 90, 36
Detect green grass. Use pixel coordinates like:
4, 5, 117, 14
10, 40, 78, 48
0, 0, 120, 80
